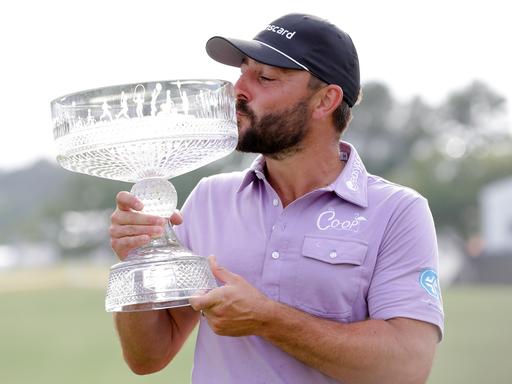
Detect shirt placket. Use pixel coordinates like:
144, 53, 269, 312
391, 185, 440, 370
259, 182, 289, 301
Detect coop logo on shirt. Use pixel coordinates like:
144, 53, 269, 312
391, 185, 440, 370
419, 269, 440, 300
316, 210, 367, 232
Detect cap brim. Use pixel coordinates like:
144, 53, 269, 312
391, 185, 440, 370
206, 36, 303, 70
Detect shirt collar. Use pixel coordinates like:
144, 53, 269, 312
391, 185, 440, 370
237, 155, 266, 192
237, 141, 369, 208
329, 142, 368, 208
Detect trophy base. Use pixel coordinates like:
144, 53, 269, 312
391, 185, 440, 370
105, 245, 217, 313
106, 292, 208, 312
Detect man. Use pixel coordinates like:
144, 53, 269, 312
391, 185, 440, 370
110, 13, 444, 383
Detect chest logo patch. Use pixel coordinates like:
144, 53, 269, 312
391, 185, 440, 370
316, 210, 367, 232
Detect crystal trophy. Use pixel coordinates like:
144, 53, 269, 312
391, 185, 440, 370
51, 79, 238, 312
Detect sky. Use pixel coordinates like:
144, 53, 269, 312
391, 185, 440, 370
0, 0, 510, 171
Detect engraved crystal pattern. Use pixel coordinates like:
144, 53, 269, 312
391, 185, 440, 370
51, 79, 238, 312
53, 80, 237, 182
105, 255, 218, 312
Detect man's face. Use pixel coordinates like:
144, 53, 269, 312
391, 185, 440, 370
234, 59, 313, 160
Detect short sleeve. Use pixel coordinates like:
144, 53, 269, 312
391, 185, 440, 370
367, 196, 444, 339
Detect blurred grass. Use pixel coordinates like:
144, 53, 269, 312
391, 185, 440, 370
0, 287, 195, 384
0, 265, 195, 384
429, 285, 512, 383
0, 269, 511, 383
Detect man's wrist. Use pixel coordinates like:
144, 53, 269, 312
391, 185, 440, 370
255, 298, 296, 340
253, 296, 275, 337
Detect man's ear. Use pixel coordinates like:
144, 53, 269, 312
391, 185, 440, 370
311, 84, 343, 120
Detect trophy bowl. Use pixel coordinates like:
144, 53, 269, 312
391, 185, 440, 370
51, 79, 238, 312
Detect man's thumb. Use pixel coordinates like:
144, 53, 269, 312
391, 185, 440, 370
208, 255, 237, 284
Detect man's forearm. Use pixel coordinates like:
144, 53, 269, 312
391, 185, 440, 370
114, 306, 199, 375
258, 301, 437, 383
114, 310, 174, 374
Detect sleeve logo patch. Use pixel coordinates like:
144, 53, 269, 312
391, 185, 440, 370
419, 269, 440, 300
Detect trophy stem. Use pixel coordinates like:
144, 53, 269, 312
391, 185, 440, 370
127, 220, 182, 257
105, 178, 218, 313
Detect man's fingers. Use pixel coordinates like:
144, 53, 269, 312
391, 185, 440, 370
116, 191, 143, 211
111, 210, 166, 226
188, 288, 222, 311
109, 224, 163, 239
189, 284, 223, 312
188, 296, 202, 311
111, 191, 179, 261
111, 235, 151, 259
170, 210, 183, 225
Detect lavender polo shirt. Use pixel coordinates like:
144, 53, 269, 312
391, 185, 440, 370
174, 142, 444, 384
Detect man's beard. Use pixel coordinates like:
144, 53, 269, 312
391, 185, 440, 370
235, 98, 310, 160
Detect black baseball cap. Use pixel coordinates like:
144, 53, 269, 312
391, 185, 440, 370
206, 13, 360, 107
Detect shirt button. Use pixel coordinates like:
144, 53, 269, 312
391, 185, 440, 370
271, 251, 280, 259
272, 198, 279, 207
329, 251, 337, 259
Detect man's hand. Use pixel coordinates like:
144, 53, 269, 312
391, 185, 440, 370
189, 256, 273, 337
109, 191, 183, 260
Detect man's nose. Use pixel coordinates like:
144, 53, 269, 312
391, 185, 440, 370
234, 75, 250, 102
